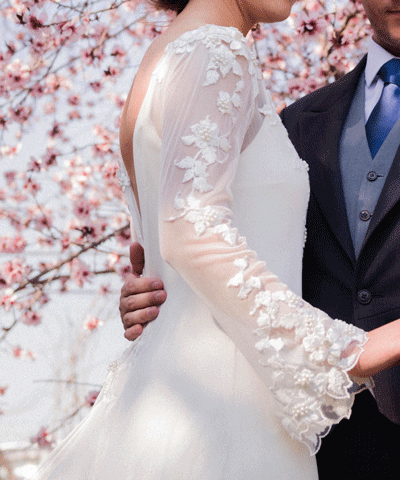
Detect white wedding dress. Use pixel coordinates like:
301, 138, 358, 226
36, 25, 369, 480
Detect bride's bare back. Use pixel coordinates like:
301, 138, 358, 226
119, 0, 250, 211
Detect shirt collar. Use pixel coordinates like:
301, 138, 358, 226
365, 37, 399, 87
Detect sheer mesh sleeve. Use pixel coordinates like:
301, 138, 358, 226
156, 26, 369, 454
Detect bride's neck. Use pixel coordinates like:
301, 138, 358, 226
171, 0, 254, 37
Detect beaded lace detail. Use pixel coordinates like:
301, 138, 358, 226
158, 25, 368, 453
116, 164, 131, 191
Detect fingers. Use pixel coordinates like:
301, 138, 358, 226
120, 288, 166, 320
123, 307, 159, 342
129, 242, 145, 276
121, 303, 164, 341
119, 273, 167, 341
275, 101, 287, 115
124, 324, 145, 342
120, 274, 164, 298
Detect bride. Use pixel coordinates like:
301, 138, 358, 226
37, 1, 400, 479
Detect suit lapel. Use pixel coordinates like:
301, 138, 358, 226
298, 57, 367, 264
361, 143, 400, 249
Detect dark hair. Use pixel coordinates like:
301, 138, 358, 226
149, 0, 189, 14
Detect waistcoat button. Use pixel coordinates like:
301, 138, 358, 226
360, 210, 371, 221
367, 171, 378, 181
357, 289, 372, 305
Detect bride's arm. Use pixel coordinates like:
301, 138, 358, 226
118, 251, 400, 377
154, 29, 397, 452
349, 320, 400, 377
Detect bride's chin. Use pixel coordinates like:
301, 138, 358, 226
257, 7, 294, 24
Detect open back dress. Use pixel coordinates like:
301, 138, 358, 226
36, 25, 368, 480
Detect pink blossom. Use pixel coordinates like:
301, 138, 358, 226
81, 47, 105, 66
27, 156, 42, 172
61, 233, 70, 251
1, 258, 31, 285
27, 11, 47, 30
0, 289, 17, 311
123, 0, 142, 12
110, 45, 127, 65
104, 65, 122, 78
12, 346, 22, 358
9, 106, 32, 124
68, 109, 81, 120
77, 221, 106, 242
59, 19, 84, 43
84, 316, 99, 331
296, 12, 327, 38
31, 82, 47, 97
26, 350, 35, 361
73, 198, 92, 219
39, 293, 50, 306
43, 102, 55, 114
0, 235, 27, 253
37, 236, 55, 248
44, 73, 61, 94
90, 80, 102, 92
102, 161, 118, 180
70, 258, 93, 287
106, 252, 120, 269
91, 23, 108, 42
4, 59, 30, 90
99, 284, 111, 295
117, 229, 131, 247
4, 171, 16, 186
118, 263, 131, 279
0, 144, 22, 158
30, 427, 54, 449
23, 178, 41, 195
85, 390, 100, 407
59, 276, 69, 292
0, 113, 7, 129
30, 34, 50, 56
21, 310, 42, 326
112, 95, 126, 110
92, 142, 113, 158
42, 147, 60, 168
0, 386, 8, 395
48, 122, 64, 139
67, 94, 80, 106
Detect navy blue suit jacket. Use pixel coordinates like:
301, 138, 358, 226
280, 56, 400, 424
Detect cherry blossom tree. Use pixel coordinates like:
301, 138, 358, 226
0, 0, 370, 457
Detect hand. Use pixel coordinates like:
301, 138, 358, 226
119, 243, 167, 341
275, 101, 286, 115
349, 318, 400, 378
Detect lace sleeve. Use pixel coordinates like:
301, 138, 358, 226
157, 26, 368, 454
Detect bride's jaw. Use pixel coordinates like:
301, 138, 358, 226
178, 0, 297, 36
238, 0, 298, 27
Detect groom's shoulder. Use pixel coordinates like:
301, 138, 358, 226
281, 55, 367, 125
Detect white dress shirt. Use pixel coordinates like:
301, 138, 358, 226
364, 37, 400, 122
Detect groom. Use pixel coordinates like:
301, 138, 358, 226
119, 0, 400, 478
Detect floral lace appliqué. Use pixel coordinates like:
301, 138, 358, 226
116, 166, 131, 192
225, 256, 367, 452
162, 25, 368, 454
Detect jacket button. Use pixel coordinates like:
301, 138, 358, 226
367, 171, 378, 181
357, 289, 372, 305
360, 210, 371, 221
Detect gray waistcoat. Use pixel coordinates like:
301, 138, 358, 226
340, 72, 400, 258
340, 72, 400, 422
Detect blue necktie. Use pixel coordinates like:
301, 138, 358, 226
366, 58, 400, 158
